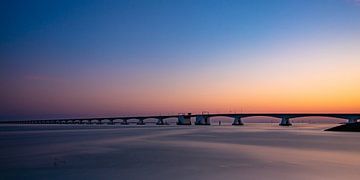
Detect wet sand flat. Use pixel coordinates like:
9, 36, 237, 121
1, 124, 360, 180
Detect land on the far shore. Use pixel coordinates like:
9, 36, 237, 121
326, 122, 360, 132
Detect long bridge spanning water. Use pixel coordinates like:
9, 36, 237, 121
2, 113, 360, 126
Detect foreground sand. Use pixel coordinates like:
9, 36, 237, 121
1, 123, 360, 180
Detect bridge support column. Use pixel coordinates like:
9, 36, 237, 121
232, 116, 244, 126
177, 114, 192, 125
195, 115, 211, 125
279, 117, 292, 126
108, 119, 115, 125
121, 119, 129, 125
96, 120, 102, 125
156, 118, 166, 125
347, 118, 358, 124
87, 120, 92, 124
137, 119, 145, 125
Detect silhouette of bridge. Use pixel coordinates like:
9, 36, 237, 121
1, 113, 360, 126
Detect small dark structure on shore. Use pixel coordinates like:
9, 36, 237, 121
325, 122, 360, 132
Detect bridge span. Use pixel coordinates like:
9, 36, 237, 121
1, 113, 360, 126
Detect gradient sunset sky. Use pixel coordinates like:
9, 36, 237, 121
1, 0, 360, 120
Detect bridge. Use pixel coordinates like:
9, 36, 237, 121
1, 113, 360, 126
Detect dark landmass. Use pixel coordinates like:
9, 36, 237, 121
325, 122, 360, 132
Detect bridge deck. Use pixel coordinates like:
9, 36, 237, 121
1, 113, 360, 124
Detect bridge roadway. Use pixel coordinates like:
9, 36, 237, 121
1, 113, 360, 126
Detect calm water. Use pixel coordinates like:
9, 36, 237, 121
1, 123, 360, 180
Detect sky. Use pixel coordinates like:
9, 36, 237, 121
1, 0, 360, 120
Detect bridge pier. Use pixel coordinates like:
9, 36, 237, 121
195, 115, 211, 125
121, 119, 129, 125
156, 118, 166, 125
96, 119, 102, 125
137, 119, 145, 125
232, 116, 244, 126
279, 117, 292, 126
177, 113, 192, 125
347, 118, 358, 124
108, 119, 115, 125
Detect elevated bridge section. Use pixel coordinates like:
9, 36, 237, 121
1, 113, 359, 126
